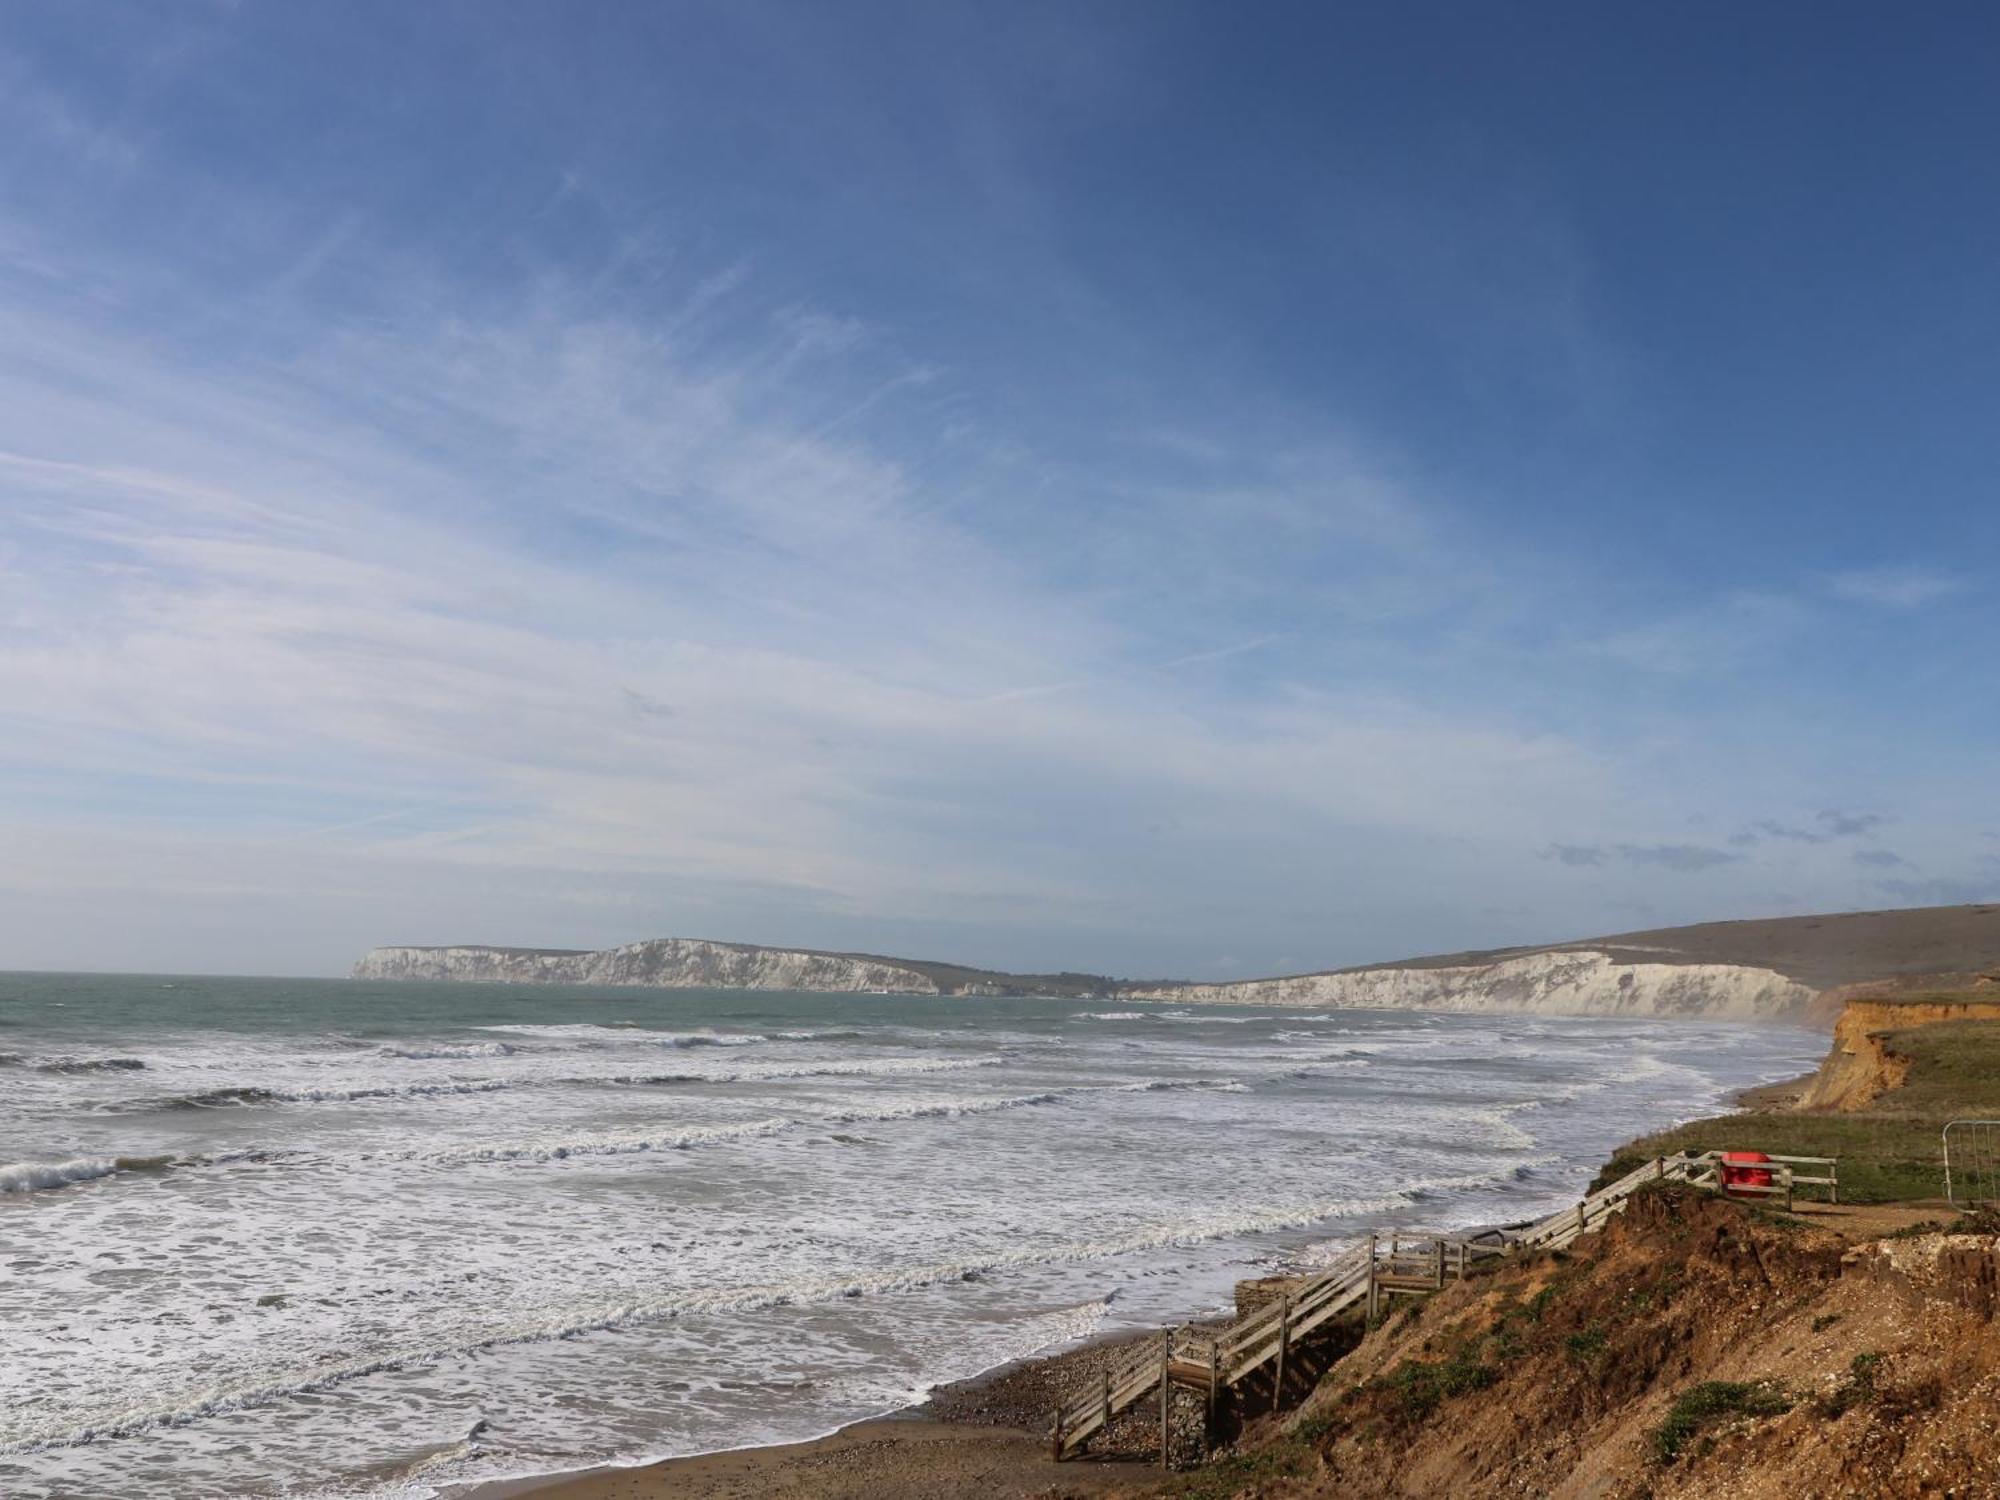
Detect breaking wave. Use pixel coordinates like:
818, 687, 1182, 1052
0, 1054, 148, 1073
101, 1054, 1002, 1115
374, 1041, 516, 1061
470, 1023, 765, 1049
421, 1091, 1078, 1164
423, 1117, 797, 1164
608, 1057, 1000, 1087
0, 1154, 180, 1195
1112, 1077, 1248, 1093
0, 1174, 1502, 1456
136, 1079, 514, 1111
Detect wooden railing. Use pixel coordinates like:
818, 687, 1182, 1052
1052, 1148, 1806, 1463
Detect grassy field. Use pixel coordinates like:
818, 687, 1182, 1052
1598, 1019, 2000, 1204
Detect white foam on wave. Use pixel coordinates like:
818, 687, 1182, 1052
0, 1172, 1507, 1458
425, 1117, 797, 1164
1154, 1010, 1267, 1023
177, 1079, 515, 1108
114, 1055, 1001, 1116
471, 1024, 767, 1049
812, 1089, 1068, 1125
0, 1157, 120, 1195
375, 1042, 516, 1061
613, 1057, 1000, 1086
419, 1089, 1093, 1166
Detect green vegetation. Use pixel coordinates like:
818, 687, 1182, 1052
1819, 1352, 1881, 1416
1166, 1435, 1312, 1498
1564, 1325, 1607, 1361
1375, 1346, 1498, 1423
1600, 1019, 2000, 1204
1652, 1380, 1793, 1463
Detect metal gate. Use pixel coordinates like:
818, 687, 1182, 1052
1942, 1120, 2000, 1210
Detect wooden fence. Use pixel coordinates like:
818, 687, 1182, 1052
1052, 1147, 1832, 1465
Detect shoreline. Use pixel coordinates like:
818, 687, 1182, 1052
445, 1064, 1832, 1500
1731, 1068, 1817, 1111
450, 1327, 1174, 1499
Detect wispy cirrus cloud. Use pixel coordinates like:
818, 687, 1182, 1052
0, 232, 1642, 973
1541, 842, 1740, 873
1826, 565, 1962, 610
1732, 809, 1888, 847
3, 10, 1998, 979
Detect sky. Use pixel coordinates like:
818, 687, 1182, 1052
1, 2, 1997, 980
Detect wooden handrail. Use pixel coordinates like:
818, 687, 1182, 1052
1056, 1147, 1832, 1461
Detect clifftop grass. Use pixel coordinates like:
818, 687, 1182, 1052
1599, 1018, 2000, 1203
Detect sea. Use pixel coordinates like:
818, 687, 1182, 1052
0, 972, 1825, 1499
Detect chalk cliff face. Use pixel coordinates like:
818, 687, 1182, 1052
353, 939, 1817, 1021
1124, 948, 1817, 1023
353, 939, 944, 994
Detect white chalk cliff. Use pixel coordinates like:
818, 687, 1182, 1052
353, 938, 1817, 1021
352, 939, 944, 994
1125, 948, 1815, 1022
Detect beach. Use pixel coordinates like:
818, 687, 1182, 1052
464, 1328, 1181, 1499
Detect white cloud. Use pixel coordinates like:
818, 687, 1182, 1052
0, 241, 1658, 973
1826, 565, 1962, 610
0, 217, 1987, 977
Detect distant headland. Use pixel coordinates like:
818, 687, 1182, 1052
353, 902, 2000, 1026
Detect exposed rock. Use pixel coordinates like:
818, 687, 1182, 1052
1126, 948, 1817, 1023
352, 904, 2000, 1024
1797, 992, 2000, 1110
353, 939, 947, 994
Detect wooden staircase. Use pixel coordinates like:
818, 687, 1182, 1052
1051, 1149, 1764, 1462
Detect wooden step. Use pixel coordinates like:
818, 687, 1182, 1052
1055, 1153, 1740, 1462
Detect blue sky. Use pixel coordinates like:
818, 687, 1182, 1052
1, 2, 1996, 978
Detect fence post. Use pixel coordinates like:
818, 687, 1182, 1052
1366, 1232, 1380, 1321
1101, 1370, 1110, 1445
1159, 1338, 1171, 1471
1206, 1340, 1219, 1454
1051, 1406, 1063, 1461
1275, 1294, 1291, 1411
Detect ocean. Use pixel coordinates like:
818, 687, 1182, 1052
0, 972, 1824, 1499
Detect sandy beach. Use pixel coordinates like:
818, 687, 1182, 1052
459, 1328, 1181, 1500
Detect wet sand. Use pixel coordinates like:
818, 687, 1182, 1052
460, 1329, 1175, 1500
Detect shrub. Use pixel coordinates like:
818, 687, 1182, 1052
1565, 1326, 1608, 1361
1377, 1347, 1497, 1423
1817, 1351, 1882, 1418
1652, 1380, 1793, 1463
